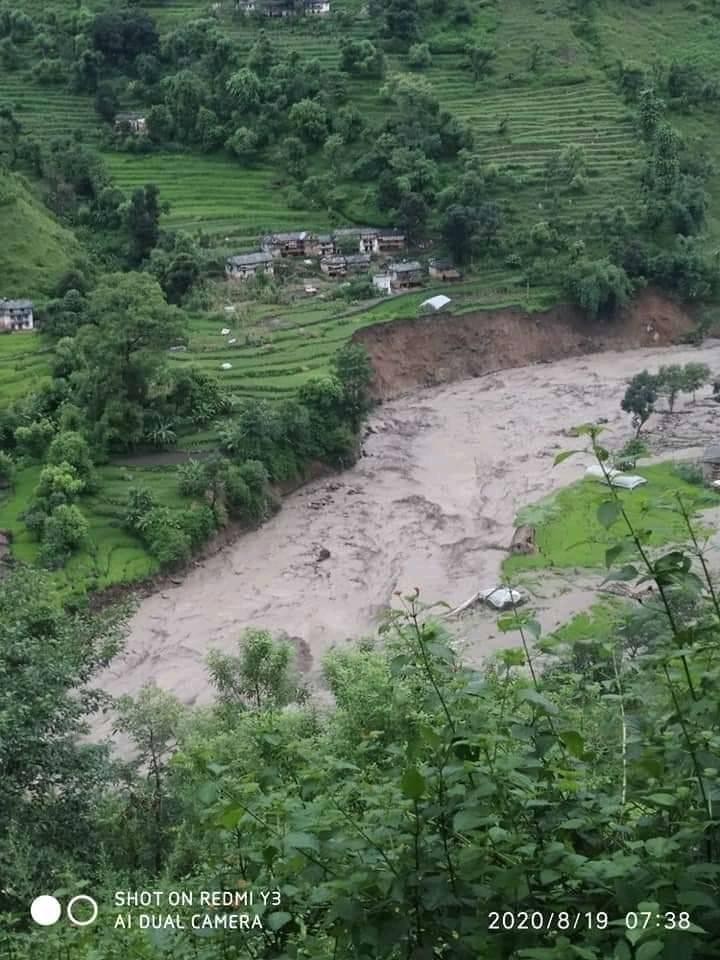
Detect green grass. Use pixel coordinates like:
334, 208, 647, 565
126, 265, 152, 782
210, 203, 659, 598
504, 462, 719, 577
0, 170, 83, 296
0, 333, 51, 401
547, 600, 622, 648
0, 463, 191, 591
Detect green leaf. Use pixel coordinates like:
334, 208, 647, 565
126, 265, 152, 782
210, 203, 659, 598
453, 809, 486, 832
216, 805, 242, 830
285, 831, 319, 852
597, 499, 621, 528
267, 911, 292, 932
605, 542, 624, 568
525, 618, 542, 640
559, 729, 584, 758
647, 793, 676, 808
613, 941, 632, 960
603, 564, 639, 583
553, 449, 581, 466
636, 941, 663, 960
401, 767, 426, 800
197, 782, 218, 806
519, 688, 559, 716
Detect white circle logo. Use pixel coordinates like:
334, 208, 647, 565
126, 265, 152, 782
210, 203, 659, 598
30, 895, 62, 926
67, 895, 99, 927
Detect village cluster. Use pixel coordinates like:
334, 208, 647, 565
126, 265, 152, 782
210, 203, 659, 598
225, 228, 461, 294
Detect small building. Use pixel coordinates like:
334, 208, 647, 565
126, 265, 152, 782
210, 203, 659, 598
420, 294, 451, 313
702, 444, 720, 486
373, 274, 392, 294
429, 258, 461, 281
226, 252, 274, 281
114, 112, 147, 135
261, 231, 310, 257
304, 0, 330, 12
320, 255, 347, 277
372, 229, 406, 254
359, 229, 379, 254
345, 253, 372, 273
0, 299, 34, 332
307, 234, 335, 257
390, 260, 423, 289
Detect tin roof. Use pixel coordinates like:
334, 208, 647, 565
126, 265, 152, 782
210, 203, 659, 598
227, 252, 273, 266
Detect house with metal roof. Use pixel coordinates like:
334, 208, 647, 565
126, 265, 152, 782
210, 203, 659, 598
389, 260, 423, 289
226, 252, 274, 281
0, 299, 34, 332
261, 232, 311, 257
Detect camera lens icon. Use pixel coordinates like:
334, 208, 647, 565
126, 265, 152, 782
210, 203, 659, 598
31, 894, 99, 927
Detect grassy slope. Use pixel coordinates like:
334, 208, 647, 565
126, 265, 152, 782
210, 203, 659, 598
3, 0, 720, 590
0, 171, 83, 296
504, 462, 719, 578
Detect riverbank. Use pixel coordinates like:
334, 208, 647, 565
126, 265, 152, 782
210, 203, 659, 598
93, 338, 720, 732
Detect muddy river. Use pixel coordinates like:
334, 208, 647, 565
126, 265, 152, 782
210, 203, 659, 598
96, 341, 720, 717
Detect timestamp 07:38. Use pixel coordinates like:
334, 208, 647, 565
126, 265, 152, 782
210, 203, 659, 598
486, 911, 693, 932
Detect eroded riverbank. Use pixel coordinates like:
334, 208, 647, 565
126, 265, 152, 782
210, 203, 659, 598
95, 339, 720, 722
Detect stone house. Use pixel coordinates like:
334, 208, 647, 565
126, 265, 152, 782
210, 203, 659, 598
428, 258, 461, 281
390, 260, 423, 289
345, 253, 372, 273
114, 112, 147, 135
0, 299, 34, 332
372, 229, 406, 254
307, 234, 335, 257
261, 231, 310, 257
320, 255, 347, 277
226, 252, 274, 281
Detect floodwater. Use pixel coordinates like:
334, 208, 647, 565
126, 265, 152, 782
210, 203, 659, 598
95, 341, 720, 718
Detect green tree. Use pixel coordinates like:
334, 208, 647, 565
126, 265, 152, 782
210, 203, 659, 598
47, 431, 95, 485
0, 450, 16, 488
465, 43, 495, 81
332, 342, 374, 430
656, 363, 686, 412
621, 370, 658, 436
115, 684, 184, 872
39, 503, 89, 569
0, 569, 123, 913
207, 628, 302, 709
563, 258, 632, 319
407, 42, 432, 70
73, 272, 185, 450
682, 361, 711, 402
289, 98, 330, 145
123, 182, 162, 265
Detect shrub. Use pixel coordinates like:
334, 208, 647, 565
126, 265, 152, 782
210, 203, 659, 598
0, 450, 16, 488
39, 504, 88, 569
177, 458, 208, 498
673, 461, 704, 485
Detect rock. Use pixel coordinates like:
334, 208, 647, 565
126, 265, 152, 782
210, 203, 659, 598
317, 547, 331, 562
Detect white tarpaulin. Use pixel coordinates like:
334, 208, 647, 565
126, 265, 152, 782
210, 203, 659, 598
479, 587, 525, 610
584, 465, 647, 490
420, 294, 451, 312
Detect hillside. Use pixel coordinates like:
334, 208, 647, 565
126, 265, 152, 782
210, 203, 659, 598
2, 0, 720, 248
0, 0, 719, 593
0, 170, 83, 295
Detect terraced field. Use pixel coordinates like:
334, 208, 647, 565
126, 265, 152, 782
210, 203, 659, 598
171, 267, 543, 410
0, 333, 51, 402
103, 152, 334, 238
0, 67, 99, 142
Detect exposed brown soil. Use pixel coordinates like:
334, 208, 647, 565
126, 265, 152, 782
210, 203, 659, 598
354, 290, 699, 399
